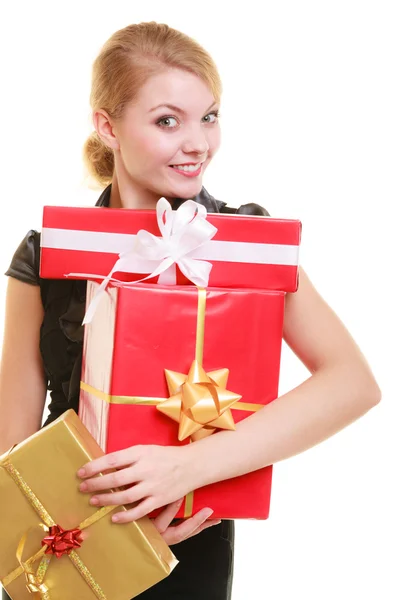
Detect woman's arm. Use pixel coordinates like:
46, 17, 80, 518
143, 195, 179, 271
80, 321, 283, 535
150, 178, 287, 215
0, 278, 47, 455
184, 265, 381, 486
0, 278, 220, 542
78, 267, 381, 521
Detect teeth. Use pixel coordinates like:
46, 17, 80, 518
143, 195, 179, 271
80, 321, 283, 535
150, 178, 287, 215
173, 163, 201, 172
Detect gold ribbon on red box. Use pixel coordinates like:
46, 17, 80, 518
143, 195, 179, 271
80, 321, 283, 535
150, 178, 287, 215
80, 287, 263, 517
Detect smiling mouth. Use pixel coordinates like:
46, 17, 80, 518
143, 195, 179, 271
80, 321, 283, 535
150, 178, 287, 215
169, 162, 203, 173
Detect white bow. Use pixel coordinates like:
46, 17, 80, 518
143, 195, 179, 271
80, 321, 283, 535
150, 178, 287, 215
80, 198, 217, 324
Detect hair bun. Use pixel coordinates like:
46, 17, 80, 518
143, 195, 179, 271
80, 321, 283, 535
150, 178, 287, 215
83, 132, 114, 187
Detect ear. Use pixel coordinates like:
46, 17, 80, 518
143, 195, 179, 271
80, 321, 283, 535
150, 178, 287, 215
93, 109, 120, 150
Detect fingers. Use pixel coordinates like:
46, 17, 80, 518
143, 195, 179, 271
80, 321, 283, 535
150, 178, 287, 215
88, 482, 148, 508
111, 497, 156, 523
109, 497, 221, 543
161, 508, 217, 546
153, 499, 184, 533
182, 519, 222, 542
77, 447, 143, 479
78, 465, 139, 495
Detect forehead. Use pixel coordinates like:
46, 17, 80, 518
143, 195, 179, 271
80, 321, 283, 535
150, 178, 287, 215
136, 68, 216, 112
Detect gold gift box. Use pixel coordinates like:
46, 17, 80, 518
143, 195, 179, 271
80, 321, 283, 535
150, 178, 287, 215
0, 409, 178, 599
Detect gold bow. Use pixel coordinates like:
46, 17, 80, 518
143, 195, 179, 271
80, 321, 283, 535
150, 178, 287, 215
25, 572, 50, 598
17, 525, 51, 599
156, 287, 242, 441
158, 360, 241, 441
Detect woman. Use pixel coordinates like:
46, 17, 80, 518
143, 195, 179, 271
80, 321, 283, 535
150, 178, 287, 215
0, 22, 380, 600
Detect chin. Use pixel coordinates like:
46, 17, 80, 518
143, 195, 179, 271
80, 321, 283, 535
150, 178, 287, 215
172, 180, 203, 200
159, 168, 205, 200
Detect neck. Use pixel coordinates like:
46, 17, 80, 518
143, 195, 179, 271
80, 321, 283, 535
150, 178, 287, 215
109, 175, 159, 210
109, 158, 176, 209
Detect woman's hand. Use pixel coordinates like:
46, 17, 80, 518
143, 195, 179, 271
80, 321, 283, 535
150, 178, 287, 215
152, 498, 221, 545
77, 444, 205, 523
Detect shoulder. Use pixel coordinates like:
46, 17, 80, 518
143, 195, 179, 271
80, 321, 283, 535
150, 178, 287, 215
166, 187, 270, 216
223, 203, 270, 217
5, 229, 41, 286
200, 188, 270, 216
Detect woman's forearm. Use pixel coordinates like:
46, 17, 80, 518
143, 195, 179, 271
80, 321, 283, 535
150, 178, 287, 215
184, 361, 381, 489
0, 279, 46, 456
0, 376, 46, 455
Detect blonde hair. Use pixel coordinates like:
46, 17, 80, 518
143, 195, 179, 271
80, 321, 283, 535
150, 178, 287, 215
83, 22, 222, 187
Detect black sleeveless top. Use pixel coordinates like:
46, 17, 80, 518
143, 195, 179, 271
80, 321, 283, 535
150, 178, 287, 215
4, 185, 268, 600
5, 185, 269, 428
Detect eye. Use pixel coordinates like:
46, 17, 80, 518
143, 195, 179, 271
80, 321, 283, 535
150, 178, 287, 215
203, 111, 220, 124
156, 111, 220, 129
156, 116, 179, 128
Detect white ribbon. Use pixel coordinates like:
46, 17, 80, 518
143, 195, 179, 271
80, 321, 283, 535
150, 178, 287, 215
76, 198, 217, 324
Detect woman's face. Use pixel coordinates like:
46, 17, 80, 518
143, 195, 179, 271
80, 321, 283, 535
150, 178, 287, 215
107, 68, 221, 202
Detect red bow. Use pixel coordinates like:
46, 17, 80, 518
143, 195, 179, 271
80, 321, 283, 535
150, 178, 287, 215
41, 525, 83, 558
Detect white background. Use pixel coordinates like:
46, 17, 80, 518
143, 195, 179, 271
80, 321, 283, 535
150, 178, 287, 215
0, 1, 399, 599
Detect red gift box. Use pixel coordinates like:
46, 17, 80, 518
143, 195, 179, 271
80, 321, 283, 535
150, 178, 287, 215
79, 281, 287, 520
40, 204, 301, 291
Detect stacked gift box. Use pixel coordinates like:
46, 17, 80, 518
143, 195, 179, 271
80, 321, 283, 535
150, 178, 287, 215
39, 198, 301, 521
1, 199, 301, 599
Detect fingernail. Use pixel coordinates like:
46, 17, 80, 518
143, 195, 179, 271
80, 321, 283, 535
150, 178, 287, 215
79, 482, 88, 492
77, 468, 86, 477
205, 508, 214, 518
206, 519, 221, 527
112, 515, 119, 523
90, 497, 99, 505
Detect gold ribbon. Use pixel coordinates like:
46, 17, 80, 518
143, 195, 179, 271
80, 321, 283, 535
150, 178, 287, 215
16, 525, 51, 598
79, 381, 262, 414
1, 459, 118, 599
157, 289, 241, 441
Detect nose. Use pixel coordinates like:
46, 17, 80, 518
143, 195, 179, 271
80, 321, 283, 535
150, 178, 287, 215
181, 124, 209, 157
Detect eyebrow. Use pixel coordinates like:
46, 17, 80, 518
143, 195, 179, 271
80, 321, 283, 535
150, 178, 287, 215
148, 101, 218, 114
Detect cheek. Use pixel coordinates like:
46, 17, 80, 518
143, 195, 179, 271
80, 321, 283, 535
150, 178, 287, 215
208, 127, 221, 156
133, 130, 177, 166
